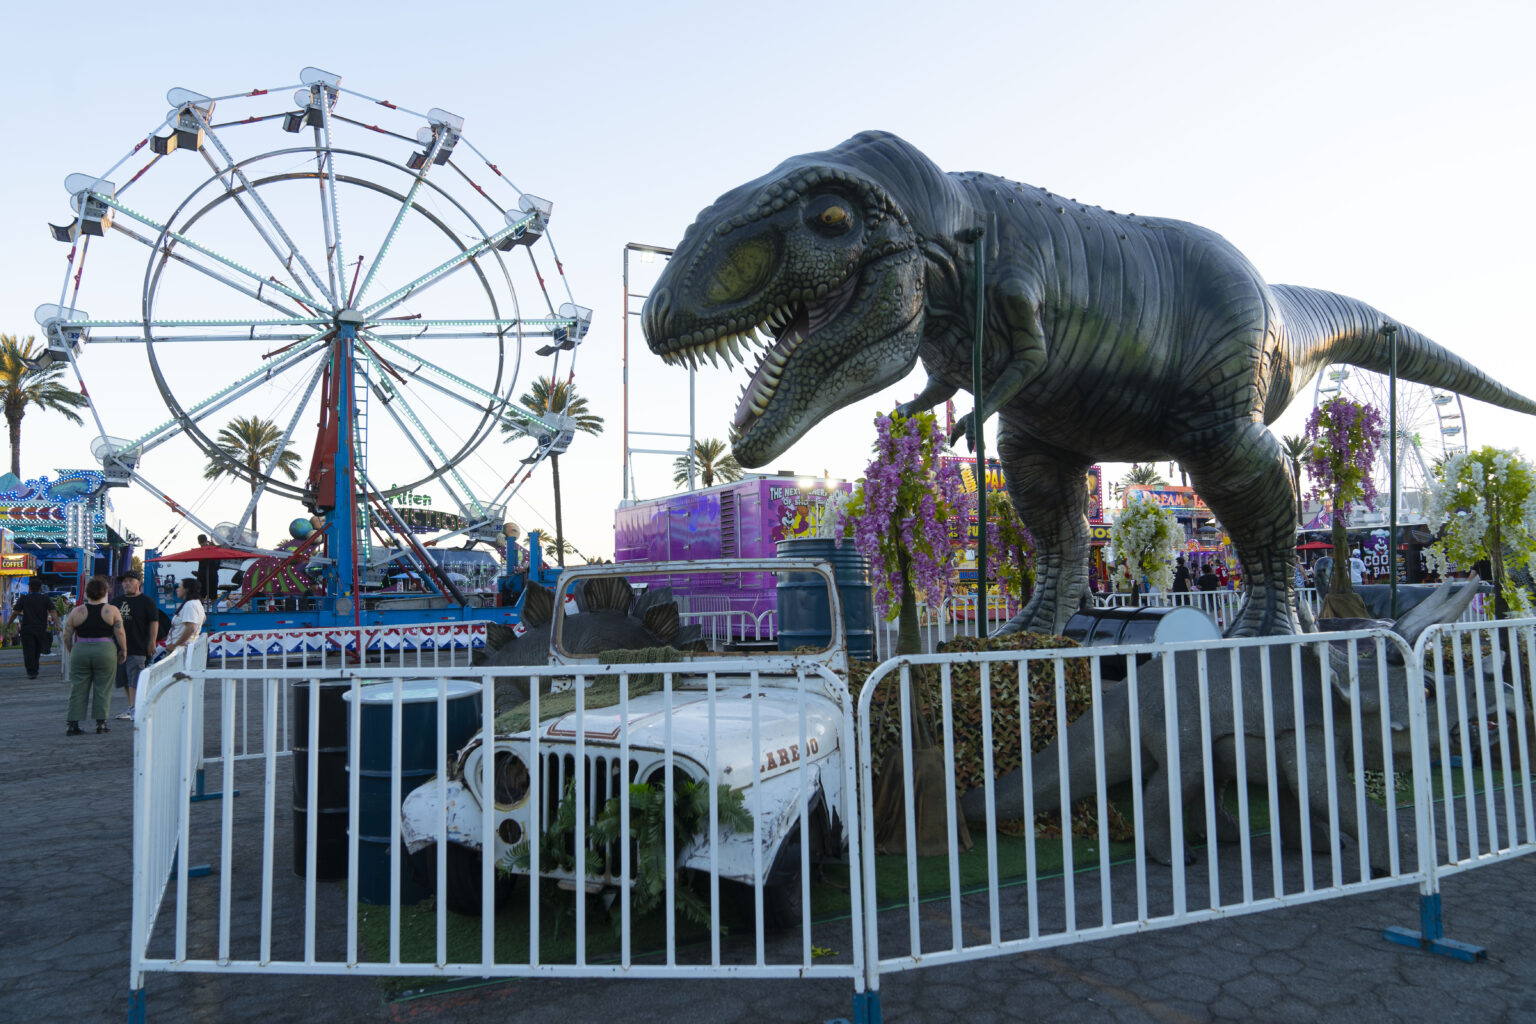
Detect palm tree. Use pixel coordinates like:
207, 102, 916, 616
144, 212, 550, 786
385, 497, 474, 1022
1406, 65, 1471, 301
1281, 434, 1309, 527
1124, 463, 1168, 487
201, 415, 303, 536
508, 376, 604, 567
0, 335, 89, 477
543, 535, 579, 563
673, 437, 743, 489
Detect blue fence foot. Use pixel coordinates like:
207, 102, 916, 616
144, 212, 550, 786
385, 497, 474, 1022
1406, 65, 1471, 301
189, 768, 238, 803
853, 991, 883, 1024
168, 853, 212, 881
1383, 893, 1487, 963
128, 987, 146, 1024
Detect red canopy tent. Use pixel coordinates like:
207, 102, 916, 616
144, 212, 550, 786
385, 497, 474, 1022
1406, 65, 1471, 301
147, 545, 254, 562
1296, 541, 1333, 550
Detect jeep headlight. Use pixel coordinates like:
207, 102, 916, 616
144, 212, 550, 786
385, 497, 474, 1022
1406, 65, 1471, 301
493, 750, 530, 809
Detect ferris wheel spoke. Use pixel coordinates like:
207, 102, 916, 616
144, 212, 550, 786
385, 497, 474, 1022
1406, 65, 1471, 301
357, 208, 536, 320
117, 334, 327, 458
361, 332, 548, 434
97, 191, 318, 309
191, 109, 338, 308
367, 316, 574, 337
109, 218, 316, 321
74, 318, 328, 331
227, 356, 329, 537
195, 146, 328, 310
351, 175, 430, 309
315, 95, 348, 300
359, 358, 485, 524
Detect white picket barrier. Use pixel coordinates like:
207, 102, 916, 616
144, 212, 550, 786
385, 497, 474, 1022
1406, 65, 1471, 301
854, 629, 1437, 983
1416, 616, 1536, 876
128, 655, 866, 1018
680, 608, 777, 648
192, 625, 484, 775
128, 614, 1535, 1020
128, 637, 210, 1020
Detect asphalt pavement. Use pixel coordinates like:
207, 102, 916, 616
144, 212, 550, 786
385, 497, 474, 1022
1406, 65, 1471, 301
3, 646, 1535, 1024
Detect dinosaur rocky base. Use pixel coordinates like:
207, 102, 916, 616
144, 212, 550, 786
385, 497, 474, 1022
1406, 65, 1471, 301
957, 576, 1512, 874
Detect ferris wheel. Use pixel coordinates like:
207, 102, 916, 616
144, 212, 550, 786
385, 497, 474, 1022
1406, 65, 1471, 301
1311, 362, 1468, 522
35, 67, 588, 583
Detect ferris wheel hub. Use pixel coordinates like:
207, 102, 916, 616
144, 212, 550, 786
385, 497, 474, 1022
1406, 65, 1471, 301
336, 307, 364, 328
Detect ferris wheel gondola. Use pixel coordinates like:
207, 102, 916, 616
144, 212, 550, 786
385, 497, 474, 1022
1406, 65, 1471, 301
38, 67, 589, 607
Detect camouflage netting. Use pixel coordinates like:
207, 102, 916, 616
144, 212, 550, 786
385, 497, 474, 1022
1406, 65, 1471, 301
847, 633, 1133, 843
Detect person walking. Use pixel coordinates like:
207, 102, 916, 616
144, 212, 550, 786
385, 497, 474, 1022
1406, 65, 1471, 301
1197, 563, 1219, 591
1172, 556, 1192, 594
112, 570, 159, 720
164, 577, 207, 657
62, 576, 127, 735
7, 577, 61, 678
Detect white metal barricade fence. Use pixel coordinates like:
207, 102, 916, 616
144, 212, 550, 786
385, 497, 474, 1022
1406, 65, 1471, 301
680, 608, 777, 649
129, 619, 1535, 1021
129, 656, 866, 1021
854, 629, 1444, 987
128, 638, 210, 1023
1416, 617, 1536, 878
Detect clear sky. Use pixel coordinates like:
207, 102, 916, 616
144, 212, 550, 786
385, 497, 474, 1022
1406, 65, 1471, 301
2, 0, 1533, 559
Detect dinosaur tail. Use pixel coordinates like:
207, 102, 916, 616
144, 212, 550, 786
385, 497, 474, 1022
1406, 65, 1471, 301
1030, 673, 1137, 815
1268, 284, 1536, 422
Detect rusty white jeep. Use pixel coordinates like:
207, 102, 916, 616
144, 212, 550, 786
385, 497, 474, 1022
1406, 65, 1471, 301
399, 558, 854, 922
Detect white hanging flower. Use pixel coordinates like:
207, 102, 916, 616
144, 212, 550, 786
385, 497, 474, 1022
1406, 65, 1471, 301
1110, 495, 1181, 591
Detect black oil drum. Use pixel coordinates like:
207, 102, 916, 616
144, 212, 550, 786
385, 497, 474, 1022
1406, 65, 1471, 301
291, 678, 353, 878
1061, 606, 1221, 680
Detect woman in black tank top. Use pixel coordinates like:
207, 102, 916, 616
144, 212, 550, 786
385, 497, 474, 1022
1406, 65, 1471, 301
63, 576, 127, 735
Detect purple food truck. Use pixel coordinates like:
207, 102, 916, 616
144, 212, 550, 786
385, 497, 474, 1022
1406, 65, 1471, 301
614, 475, 853, 644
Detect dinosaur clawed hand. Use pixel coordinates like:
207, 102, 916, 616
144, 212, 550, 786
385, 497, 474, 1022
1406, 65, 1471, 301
948, 412, 977, 451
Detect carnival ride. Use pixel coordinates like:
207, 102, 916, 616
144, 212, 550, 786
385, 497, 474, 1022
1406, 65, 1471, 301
1311, 364, 1468, 525
37, 67, 588, 628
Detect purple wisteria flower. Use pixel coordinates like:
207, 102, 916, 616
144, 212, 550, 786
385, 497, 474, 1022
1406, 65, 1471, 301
836, 410, 965, 617
1303, 398, 1384, 524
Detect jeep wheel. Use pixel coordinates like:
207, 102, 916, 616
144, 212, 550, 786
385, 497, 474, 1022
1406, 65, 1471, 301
430, 842, 517, 916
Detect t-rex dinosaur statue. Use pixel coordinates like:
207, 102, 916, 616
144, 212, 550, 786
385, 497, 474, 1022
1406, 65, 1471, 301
641, 131, 1536, 636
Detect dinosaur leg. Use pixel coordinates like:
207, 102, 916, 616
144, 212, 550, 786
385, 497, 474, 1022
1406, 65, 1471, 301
1137, 758, 1201, 865
993, 428, 1092, 636
1182, 423, 1299, 636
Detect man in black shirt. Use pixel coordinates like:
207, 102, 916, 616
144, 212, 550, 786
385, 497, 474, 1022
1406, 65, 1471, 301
7, 578, 61, 678
1196, 563, 1220, 592
113, 570, 160, 719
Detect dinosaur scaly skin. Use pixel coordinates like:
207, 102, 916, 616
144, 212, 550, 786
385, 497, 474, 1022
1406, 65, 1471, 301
643, 132, 1536, 636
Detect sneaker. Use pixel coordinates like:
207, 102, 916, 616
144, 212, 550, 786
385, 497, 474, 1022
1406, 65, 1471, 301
115, 711, 134, 720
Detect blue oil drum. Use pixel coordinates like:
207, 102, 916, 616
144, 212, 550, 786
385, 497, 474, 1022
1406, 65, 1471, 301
343, 679, 482, 906
775, 538, 875, 660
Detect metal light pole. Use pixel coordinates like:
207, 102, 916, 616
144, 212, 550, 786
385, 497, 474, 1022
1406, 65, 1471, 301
1383, 321, 1399, 617
971, 229, 988, 630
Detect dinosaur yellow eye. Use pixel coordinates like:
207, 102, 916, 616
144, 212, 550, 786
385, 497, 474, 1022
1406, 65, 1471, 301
807, 197, 854, 236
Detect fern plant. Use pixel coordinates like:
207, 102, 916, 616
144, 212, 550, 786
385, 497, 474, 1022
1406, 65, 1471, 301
508, 774, 752, 930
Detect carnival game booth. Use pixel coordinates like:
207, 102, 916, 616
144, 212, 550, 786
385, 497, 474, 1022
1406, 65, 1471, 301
0, 470, 136, 598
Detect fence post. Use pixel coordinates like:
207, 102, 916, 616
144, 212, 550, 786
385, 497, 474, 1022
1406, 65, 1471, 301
1382, 625, 1487, 962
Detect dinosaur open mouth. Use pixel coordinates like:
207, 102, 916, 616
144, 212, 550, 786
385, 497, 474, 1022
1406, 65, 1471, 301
654, 270, 864, 432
